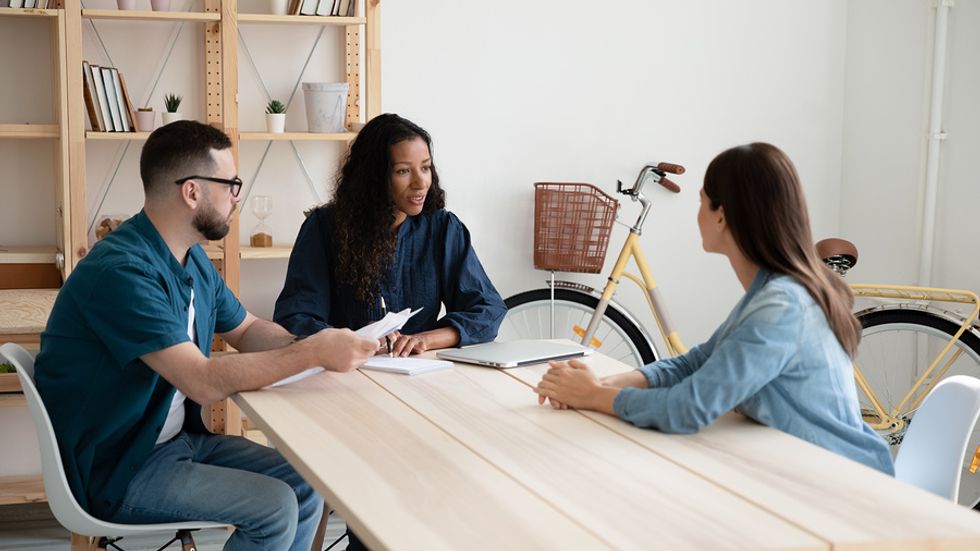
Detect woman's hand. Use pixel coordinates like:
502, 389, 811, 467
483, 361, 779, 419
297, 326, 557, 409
384, 331, 428, 357
534, 360, 618, 414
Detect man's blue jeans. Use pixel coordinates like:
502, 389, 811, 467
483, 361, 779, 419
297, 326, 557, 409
108, 431, 322, 550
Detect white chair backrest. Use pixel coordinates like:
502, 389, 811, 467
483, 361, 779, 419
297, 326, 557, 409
894, 375, 980, 502
0, 342, 114, 535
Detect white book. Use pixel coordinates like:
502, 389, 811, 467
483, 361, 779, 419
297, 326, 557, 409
299, 0, 317, 15
23, 0, 36, 7
90, 65, 115, 131
9, 0, 25, 8
314, 0, 333, 16
339, 0, 352, 17
361, 357, 452, 376
110, 68, 131, 132
101, 67, 123, 132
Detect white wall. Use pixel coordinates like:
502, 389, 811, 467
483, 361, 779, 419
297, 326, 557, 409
841, 0, 980, 292
379, 0, 849, 348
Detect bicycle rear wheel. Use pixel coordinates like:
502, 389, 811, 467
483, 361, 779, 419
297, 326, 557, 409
500, 289, 658, 368
856, 308, 980, 507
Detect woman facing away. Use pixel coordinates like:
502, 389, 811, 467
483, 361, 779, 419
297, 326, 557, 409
534, 142, 894, 475
274, 113, 506, 357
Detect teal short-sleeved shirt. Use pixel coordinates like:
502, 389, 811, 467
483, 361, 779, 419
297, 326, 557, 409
35, 210, 247, 519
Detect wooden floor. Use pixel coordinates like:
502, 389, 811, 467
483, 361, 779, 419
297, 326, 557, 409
0, 503, 351, 550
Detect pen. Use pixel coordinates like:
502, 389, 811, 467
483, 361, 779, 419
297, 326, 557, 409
381, 296, 392, 357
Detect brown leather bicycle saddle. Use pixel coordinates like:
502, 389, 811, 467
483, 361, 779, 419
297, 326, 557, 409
816, 238, 859, 268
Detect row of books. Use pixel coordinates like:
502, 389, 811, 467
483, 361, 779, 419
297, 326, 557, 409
290, 0, 355, 17
2, 1, 53, 7
81, 61, 139, 133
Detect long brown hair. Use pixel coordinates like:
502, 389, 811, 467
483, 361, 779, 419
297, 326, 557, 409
703, 142, 861, 357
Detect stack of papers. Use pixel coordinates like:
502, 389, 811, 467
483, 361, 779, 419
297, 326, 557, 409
355, 307, 423, 340
361, 356, 452, 376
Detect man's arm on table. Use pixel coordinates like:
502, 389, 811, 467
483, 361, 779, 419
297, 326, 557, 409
142, 312, 377, 405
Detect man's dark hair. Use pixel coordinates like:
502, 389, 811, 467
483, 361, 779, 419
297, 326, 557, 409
139, 120, 232, 198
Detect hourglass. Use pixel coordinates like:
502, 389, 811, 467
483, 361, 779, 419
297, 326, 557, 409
250, 195, 273, 247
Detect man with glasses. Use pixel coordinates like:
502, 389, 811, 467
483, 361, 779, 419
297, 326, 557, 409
35, 120, 378, 550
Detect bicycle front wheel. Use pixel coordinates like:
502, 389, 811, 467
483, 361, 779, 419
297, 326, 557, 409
855, 308, 980, 508
500, 288, 658, 369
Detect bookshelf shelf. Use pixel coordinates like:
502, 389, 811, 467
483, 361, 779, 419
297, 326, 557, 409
241, 245, 292, 260
0, 288, 58, 336
86, 131, 150, 140
0, 124, 60, 139
81, 9, 221, 22
238, 13, 366, 26
0, 246, 58, 264
0, 475, 45, 505
204, 245, 293, 260
0, 7, 59, 18
240, 131, 357, 142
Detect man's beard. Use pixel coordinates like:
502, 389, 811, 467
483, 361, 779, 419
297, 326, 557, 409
193, 200, 233, 241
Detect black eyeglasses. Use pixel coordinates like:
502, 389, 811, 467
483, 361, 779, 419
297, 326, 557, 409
175, 175, 243, 197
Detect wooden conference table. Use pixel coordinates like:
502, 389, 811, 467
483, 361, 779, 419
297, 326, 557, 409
234, 348, 980, 551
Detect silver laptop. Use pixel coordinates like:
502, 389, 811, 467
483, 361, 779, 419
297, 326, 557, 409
436, 340, 593, 368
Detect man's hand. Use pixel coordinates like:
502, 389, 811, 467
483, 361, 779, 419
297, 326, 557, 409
307, 328, 378, 372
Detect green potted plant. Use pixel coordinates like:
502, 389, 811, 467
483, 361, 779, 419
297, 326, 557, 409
162, 93, 183, 125
265, 99, 286, 133
135, 107, 154, 132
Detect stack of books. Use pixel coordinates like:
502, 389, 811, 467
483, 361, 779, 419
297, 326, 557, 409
81, 61, 139, 133
288, 0, 355, 17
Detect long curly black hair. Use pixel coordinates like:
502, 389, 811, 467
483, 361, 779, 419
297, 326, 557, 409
330, 114, 446, 304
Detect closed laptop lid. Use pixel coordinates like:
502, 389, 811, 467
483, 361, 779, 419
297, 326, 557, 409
436, 340, 592, 368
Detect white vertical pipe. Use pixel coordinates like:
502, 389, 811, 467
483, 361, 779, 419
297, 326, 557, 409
918, 0, 953, 286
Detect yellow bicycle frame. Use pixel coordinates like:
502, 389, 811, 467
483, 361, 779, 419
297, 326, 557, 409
580, 231, 687, 357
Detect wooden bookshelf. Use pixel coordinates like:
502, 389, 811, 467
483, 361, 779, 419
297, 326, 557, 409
0, 289, 58, 336
238, 13, 365, 25
0, 124, 59, 139
81, 9, 220, 22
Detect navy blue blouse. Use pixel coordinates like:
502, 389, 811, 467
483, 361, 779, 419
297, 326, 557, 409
274, 206, 506, 346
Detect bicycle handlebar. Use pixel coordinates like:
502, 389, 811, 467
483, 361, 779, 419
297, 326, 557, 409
659, 177, 681, 193
657, 162, 685, 175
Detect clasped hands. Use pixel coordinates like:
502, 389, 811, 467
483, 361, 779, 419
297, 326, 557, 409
534, 359, 604, 410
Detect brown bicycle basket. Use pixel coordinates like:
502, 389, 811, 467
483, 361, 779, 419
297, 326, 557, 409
533, 182, 619, 273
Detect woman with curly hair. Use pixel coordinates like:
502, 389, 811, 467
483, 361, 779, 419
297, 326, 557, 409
274, 113, 506, 357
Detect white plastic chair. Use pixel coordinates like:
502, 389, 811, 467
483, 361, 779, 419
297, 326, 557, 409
894, 374, 980, 502
0, 342, 226, 550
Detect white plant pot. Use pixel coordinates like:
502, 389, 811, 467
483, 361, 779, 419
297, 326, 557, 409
266, 113, 286, 133
270, 0, 289, 15
135, 111, 155, 132
116, 0, 138, 9
161, 112, 183, 125
150, 0, 171, 11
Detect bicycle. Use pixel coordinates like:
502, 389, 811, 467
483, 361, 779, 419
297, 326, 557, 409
497, 163, 980, 507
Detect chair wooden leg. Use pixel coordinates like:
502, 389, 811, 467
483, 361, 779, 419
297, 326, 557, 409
310, 501, 333, 551
69, 533, 100, 551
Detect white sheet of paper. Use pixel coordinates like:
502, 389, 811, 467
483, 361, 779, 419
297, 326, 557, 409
361, 356, 452, 376
267, 366, 324, 388
355, 307, 424, 340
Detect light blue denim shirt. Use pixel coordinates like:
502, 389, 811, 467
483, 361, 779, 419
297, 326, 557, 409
613, 269, 895, 475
